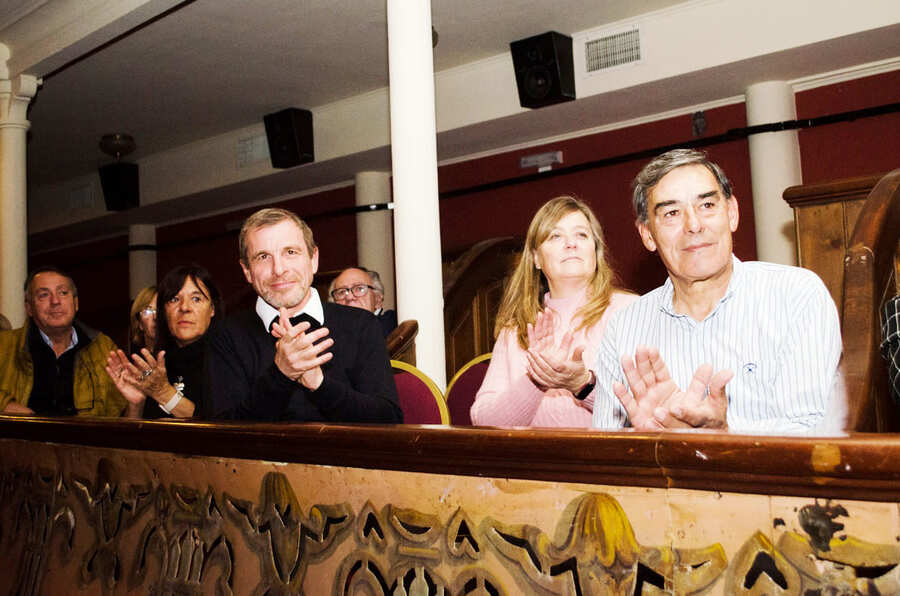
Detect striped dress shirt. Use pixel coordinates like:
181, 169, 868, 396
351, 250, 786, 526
592, 257, 843, 433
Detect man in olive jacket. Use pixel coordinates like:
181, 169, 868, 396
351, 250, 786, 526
0, 267, 136, 417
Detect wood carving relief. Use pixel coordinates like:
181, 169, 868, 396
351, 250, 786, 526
1, 448, 899, 595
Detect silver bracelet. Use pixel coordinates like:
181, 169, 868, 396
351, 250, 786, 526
159, 388, 184, 414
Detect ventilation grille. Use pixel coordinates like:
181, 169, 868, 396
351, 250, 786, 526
584, 27, 641, 72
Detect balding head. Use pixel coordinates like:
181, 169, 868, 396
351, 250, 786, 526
328, 267, 383, 313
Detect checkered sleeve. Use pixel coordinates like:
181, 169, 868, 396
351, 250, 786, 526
881, 296, 900, 404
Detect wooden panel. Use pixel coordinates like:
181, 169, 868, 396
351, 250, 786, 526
794, 201, 846, 308
443, 238, 520, 380
842, 198, 866, 248
784, 173, 885, 325
6, 431, 900, 595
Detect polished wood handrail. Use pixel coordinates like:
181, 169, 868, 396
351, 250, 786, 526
2, 416, 899, 501
842, 168, 900, 431
783, 172, 885, 207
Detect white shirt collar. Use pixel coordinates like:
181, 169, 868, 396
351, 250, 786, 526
255, 288, 325, 330
38, 325, 78, 354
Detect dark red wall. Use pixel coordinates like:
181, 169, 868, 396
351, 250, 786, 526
796, 70, 900, 183
29, 235, 131, 346
28, 72, 899, 346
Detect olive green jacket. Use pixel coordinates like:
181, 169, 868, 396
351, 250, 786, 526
0, 320, 126, 416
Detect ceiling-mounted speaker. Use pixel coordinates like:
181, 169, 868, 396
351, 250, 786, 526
510, 31, 575, 109
263, 108, 314, 168
99, 162, 139, 211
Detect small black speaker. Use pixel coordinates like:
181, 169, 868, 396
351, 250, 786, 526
510, 31, 575, 109
263, 108, 314, 168
99, 162, 139, 211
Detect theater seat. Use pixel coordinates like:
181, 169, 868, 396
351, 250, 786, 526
444, 353, 491, 425
391, 360, 449, 425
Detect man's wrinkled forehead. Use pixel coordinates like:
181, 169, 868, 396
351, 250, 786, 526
647, 165, 723, 211
334, 268, 370, 288
30, 272, 74, 295
248, 220, 305, 251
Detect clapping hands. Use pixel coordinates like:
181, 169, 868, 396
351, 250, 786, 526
613, 346, 732, 430
105, 348, 169, 405
271, 307, 333, 390
524, 307, 592, 395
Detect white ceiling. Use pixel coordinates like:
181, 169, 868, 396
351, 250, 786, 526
20, 0, 684, 185
2, 0, 898, 250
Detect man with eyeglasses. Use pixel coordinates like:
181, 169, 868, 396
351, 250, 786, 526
328, 267, 398, 337
0, 266, 135, 418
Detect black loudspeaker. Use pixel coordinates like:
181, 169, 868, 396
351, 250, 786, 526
510, 31, 575, 109
99, 162, 139, 211
263, 108, 314, 168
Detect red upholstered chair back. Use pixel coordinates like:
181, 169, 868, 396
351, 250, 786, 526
444, 353, 491, 425
391, 360, 449, 425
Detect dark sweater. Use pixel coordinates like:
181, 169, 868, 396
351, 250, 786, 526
202, 302, 401, 422
27, 322, 85, 416
142, 335, 208, 419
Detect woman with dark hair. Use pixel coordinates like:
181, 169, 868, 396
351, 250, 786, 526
470, 196, 637, 427
106, 265, 224, 418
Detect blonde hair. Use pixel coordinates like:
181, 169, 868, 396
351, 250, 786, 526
494, 196, 617, 349
129, 285, 157, 352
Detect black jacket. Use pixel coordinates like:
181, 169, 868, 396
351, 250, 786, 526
203, 302, 401, 423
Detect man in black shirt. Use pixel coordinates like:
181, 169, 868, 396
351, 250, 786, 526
203, 208, 402, 422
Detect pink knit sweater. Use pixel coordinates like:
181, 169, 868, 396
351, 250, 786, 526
470, 290, 637, 428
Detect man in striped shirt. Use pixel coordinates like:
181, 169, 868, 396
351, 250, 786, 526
592, 149, 843, 433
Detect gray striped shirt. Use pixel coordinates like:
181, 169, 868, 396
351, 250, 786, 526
592, 257, 842, 433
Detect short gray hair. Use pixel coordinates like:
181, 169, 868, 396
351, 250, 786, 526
24, 266, 78, 303
631, 148, 732, 223
361, 267, 384, 294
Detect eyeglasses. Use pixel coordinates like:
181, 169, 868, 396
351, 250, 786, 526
331, 284, 376, 301
139, 307, 157, 318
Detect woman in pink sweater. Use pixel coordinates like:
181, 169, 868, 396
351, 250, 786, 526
471, 196, 637, 427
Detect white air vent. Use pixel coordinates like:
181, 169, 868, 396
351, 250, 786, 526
584, 27, 641, 73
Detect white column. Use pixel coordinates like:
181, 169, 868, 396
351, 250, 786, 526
355, 171, 395, 310
0, 73, 38, 328
386, 0, 446, 388
128, 224, 157, 299
745, 81, 802, 265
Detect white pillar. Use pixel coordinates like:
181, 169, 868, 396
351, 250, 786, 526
128, 224, 157, 299
355, 171, 395, 310
745, 81, 802, 265
0, 73, 38, 328
386, 0, 446, 388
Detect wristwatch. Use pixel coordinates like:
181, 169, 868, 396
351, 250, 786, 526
574, 370, 596, 401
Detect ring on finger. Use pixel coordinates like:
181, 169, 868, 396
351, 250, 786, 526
141, 368, 153, 379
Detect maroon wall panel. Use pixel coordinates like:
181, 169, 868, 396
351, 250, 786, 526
797, 70, 900, 184
28, 236, 131, 347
